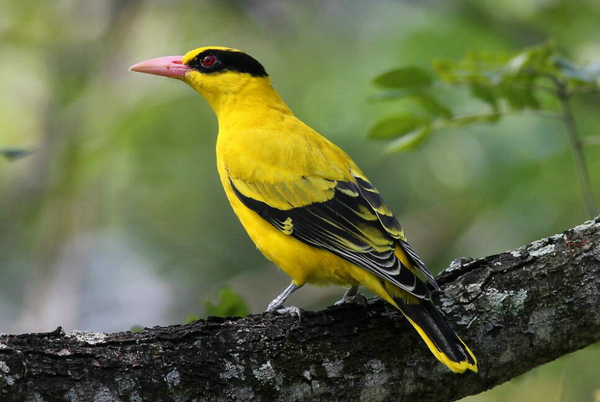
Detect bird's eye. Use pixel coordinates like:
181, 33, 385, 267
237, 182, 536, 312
201, 55, 216, 67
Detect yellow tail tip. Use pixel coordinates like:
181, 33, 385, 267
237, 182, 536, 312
432, 345, 478, 373
404, 314, 478, 374
445, 358, 478, 374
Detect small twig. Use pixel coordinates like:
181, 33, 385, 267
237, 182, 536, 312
0, 147, 35, 161
556, 82, 598, 218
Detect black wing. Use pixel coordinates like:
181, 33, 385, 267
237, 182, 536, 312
231, 174, 436, 299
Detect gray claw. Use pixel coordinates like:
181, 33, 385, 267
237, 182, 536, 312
334, 286, 367, 307
272, 306, 302, 319
334, 293, 368, 307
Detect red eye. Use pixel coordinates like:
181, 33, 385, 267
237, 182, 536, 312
201, 55, 216, 67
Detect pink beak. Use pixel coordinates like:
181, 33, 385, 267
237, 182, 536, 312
129, 56, 190, 78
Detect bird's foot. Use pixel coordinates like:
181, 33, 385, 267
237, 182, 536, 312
334, 292, 368, 307
275, 306, 303, 319
266, 304, 303, 319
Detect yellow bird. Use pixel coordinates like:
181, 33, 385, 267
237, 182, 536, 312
130, 46, 477, 373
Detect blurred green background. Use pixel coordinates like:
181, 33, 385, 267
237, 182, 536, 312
0, 0, 598, 400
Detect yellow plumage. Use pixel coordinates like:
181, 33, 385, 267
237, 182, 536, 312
130, 46, 477, 373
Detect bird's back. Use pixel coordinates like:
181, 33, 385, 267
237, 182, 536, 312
217, 111, 357, 188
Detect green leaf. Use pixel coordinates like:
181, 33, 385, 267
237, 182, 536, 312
432, 59, 460, 83
369, 114, 430, 140
384, 126, 431, 153
204, 287, 249, 318
374, 67, 433, 88
369, 92, 452, 118
470, 82, 498, 110
506, 42, 556, 76
410, 93, 453, 118
498, 85, 540, 110
0, 147, 33, 161
439, 113, 500, 129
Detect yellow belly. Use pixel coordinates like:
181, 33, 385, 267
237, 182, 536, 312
225, 186, 349, 285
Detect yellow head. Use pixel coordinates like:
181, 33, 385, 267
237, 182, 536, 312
130, 46, 286, 117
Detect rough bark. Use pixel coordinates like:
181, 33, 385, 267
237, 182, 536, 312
1, 217, 599, 402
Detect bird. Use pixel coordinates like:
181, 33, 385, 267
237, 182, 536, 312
130, 46, 477, 373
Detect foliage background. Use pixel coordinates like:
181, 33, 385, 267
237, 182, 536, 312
0, 0, 598, 400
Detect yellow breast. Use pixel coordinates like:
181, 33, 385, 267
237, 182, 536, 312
217, 159, 342, 286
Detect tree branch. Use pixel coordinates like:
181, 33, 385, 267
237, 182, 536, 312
1, 217, 599, 402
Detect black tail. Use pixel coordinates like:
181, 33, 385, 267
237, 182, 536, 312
397, 298, 477, 373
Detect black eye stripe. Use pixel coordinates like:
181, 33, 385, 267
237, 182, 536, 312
187, 49, 268, 77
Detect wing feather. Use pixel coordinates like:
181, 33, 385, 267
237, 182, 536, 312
230, 172, 438, 299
